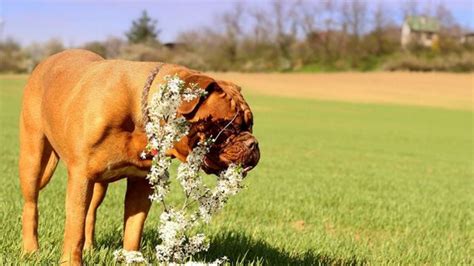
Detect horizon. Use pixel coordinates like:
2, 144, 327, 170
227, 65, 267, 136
1, 0, 473, 46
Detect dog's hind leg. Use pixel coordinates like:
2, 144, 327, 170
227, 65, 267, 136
19, 113, 58, 253
84, 182, 108, 249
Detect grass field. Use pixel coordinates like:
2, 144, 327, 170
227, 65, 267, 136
0, 74, 472, 264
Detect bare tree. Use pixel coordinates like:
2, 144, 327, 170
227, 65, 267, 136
374, 2, 390, 31
103, 37, 125, 58
295, 0, 319, 36
43, 38, 65, 56
248, 7, 273, 45
272, 0, 298, 62
0, 38, 27, 72
341, 0, 368, 40
321, 0, 341, 60
286, 0, 345, 63
401, 0, 419, 18
219, 3, 244, 64
372, 1, 392, 55
435, 2, 456, 30
434, 1, 462, 51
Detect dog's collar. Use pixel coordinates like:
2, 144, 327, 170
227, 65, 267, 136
141, 63, 165, 126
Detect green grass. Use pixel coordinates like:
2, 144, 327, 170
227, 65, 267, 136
1, 76, 472, 265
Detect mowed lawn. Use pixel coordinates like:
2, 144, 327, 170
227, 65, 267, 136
0, 75, 472, 265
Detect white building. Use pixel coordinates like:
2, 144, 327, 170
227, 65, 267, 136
401, 16, 440, 48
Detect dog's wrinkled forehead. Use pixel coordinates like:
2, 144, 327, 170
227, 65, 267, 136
214, 80, 253, 131
178, 72, 253, 132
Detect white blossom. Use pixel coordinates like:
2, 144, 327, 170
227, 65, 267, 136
113, 249, 148, 265
176, 140, 211, 200
115, 74, 245, 264
168, 256, 228, 266
198, 164, 244, 223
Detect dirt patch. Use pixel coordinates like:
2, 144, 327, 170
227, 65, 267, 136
208, 72, 473, 110
291, 220, 306, 231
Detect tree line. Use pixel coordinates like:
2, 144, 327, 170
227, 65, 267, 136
1, 0, 473, 73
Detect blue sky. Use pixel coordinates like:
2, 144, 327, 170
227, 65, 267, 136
1, 0, 473, 45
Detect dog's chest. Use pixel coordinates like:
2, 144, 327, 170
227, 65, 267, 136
90, 128, 152, 182
98, 164, 149, 182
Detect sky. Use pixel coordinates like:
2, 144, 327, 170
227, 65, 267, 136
1, 0, 473, 46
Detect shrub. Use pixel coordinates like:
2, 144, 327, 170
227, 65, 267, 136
119, 43, 167, 62
0, 39, 28, 73
383, 52, 474, 72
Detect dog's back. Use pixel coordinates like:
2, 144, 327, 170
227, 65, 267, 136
21, 49, 104, 133
25, 49, 103, 98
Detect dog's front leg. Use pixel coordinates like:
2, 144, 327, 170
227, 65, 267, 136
123, 178, 153, 251
84, 182, 109, 249
60, 169, 94, 265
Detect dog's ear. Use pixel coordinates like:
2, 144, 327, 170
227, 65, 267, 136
178, 74, 215, 115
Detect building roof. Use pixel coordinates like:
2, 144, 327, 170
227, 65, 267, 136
405, 16, 440, 33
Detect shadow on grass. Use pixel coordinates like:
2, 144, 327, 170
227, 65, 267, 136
97, 229, 365, 265
197, 231, 364, 265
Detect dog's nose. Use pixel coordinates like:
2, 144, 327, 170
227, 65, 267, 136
244, 138, 258, 150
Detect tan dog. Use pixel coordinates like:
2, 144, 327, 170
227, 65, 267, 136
19, 49, 260, 264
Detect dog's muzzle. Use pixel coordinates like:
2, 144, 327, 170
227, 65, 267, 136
202, 131, 260, 175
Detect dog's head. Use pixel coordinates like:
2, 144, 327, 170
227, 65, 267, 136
166, 70, 260, 175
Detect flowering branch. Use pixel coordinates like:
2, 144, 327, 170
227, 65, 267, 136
114, 75, 245, 265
